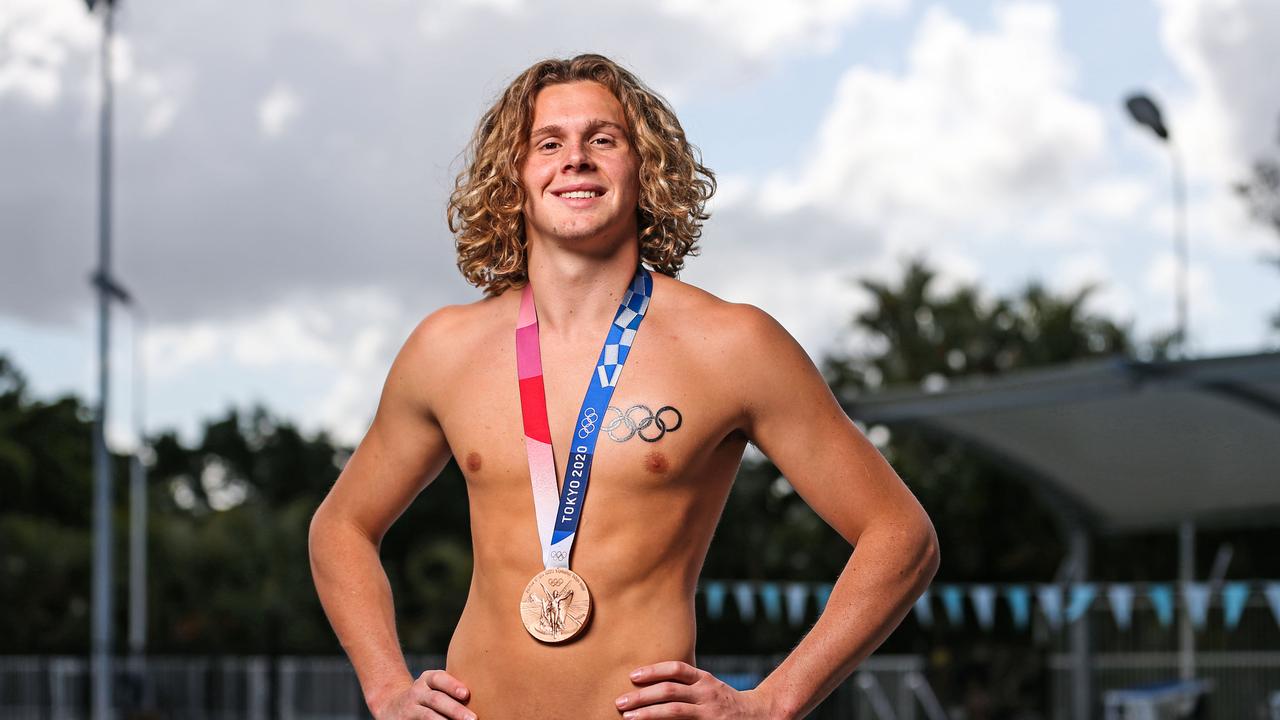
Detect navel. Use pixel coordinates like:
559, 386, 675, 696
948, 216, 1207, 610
465, 451, 483, 472
643, 450, 669, 475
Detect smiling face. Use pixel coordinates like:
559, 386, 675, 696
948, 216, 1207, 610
519, 81, 641, 255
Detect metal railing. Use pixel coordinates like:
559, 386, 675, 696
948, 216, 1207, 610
0, 654, 938, 719
1048, 651, 1280, 720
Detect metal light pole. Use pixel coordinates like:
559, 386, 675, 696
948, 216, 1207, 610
127, 305, 150, 714
86, 1, 120, 718
1124, 93, 1190, 358
1125, 92, 1198, 683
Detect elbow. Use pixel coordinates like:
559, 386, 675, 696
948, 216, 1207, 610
307, 499, 341, 568
915, 518, 940, 587
307, 506, 326, 569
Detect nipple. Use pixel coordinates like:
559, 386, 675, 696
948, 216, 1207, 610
643, 451, 669, 475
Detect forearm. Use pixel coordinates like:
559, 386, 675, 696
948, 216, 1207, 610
308, 513, 414, 712
753, 521, 939, 719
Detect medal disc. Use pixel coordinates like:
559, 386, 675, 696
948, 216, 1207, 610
520, 567, 592, 643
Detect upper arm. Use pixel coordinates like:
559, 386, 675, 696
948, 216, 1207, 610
728, 304, 935, 547
311, 306, 460, 544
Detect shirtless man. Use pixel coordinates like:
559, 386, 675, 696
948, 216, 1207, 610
308, 54, 939, 719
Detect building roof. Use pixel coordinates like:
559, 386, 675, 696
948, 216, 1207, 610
842, 350, 1280, 534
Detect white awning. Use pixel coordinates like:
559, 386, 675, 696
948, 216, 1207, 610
843, 350, 1280, 533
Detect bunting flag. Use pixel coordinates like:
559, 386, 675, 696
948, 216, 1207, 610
1148, 584, 1175, 628
704, 581, 727, 621
1107, 584, 1135, 631
1065, 583, 1097, 624
784, 582, 809, 627
759, 582, 783, 623
814, 583, 834, 614
1265, 583, 1280, 630
732, 582, 756, 623
1222, 582, 1250, 630
1036, 584, 1064, 630
941, 585, 966, 626
1183, 582, 1212, 631
914, 588, 934, 627
1004, 585, 1031, 630
695, 578, 1279, 632
969, 585, 997, 631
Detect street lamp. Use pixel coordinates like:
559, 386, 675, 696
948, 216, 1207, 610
1125, 92, 1200, 689
1124, 92, 1189, 358
85, 1, 120, 718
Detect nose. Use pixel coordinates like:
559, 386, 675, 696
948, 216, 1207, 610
562, 139, 594, 172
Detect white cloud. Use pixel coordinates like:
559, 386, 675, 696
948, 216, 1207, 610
1153, 0, 1280, 256
146, 322, 220, 381
0, 0, 98, 106
766, 1, 1104, 241
1077, 176, 1152, 221
1157, 0, 1280, 165
141, 288, 406, 444
257, 84, 302, 138
1143, 249, 1220, 325
1052, 250, 1136, 322
657, 0, 907, 59
688, 1, 1118, 358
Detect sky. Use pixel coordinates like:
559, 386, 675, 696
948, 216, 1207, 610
2, 0, 1279, 450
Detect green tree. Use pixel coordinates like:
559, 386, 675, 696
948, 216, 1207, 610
1234, 112, 1280, 330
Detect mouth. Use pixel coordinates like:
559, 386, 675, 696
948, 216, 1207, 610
550, 185, 607, 204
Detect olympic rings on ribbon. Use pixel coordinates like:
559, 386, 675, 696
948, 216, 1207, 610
605, 404, 683, 443
577, 408, 599, 439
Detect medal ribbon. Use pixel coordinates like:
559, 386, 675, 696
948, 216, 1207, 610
516, 266, 653, 570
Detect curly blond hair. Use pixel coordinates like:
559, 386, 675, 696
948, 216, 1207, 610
447, 54, 717, 297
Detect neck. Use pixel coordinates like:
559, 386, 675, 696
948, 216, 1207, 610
524, 238, 641, 341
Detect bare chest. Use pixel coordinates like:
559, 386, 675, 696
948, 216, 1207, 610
435, 321, 738, 495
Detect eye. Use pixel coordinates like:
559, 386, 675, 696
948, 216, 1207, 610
591, 136, 616, 146
538, 140, 561, 151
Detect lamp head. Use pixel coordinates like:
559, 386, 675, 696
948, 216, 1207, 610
1125, 93, 1170, 142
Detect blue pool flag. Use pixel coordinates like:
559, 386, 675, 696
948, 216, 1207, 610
1107, 584, 1135, 630
759, 582, 782, 623
969, 585, 996, 630
1066, 583, 1097, 624
1148, 584, 1175, 628
941, 585, 965, 626
914, 588, 934, 627
1183, 582, 1211, 631
1222, 582, 1250, 630
732, 582, 756, 623
1036, 584, 1063, 630
784, 582, 808, 627
1004, 585, 1031, 630
704, 581, 726, 621
1265, 582, 1280, 630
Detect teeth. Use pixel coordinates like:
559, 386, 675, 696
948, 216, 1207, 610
558, 190, 598, 199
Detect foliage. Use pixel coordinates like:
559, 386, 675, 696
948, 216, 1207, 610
1234, 112, 1280, 329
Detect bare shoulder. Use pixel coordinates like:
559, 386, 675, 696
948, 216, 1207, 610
649, 272, 794, 354
403, 292, 511, 360
650, 273, 823, 429
390, 292, 513, 410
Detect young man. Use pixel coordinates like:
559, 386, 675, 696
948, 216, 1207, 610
309, 54, 938, 719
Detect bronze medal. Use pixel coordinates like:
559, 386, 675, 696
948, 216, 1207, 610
514, 269, 652, 644
520, 567, 592, 643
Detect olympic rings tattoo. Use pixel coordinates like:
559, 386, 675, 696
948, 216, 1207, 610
604, 404, 683, 443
